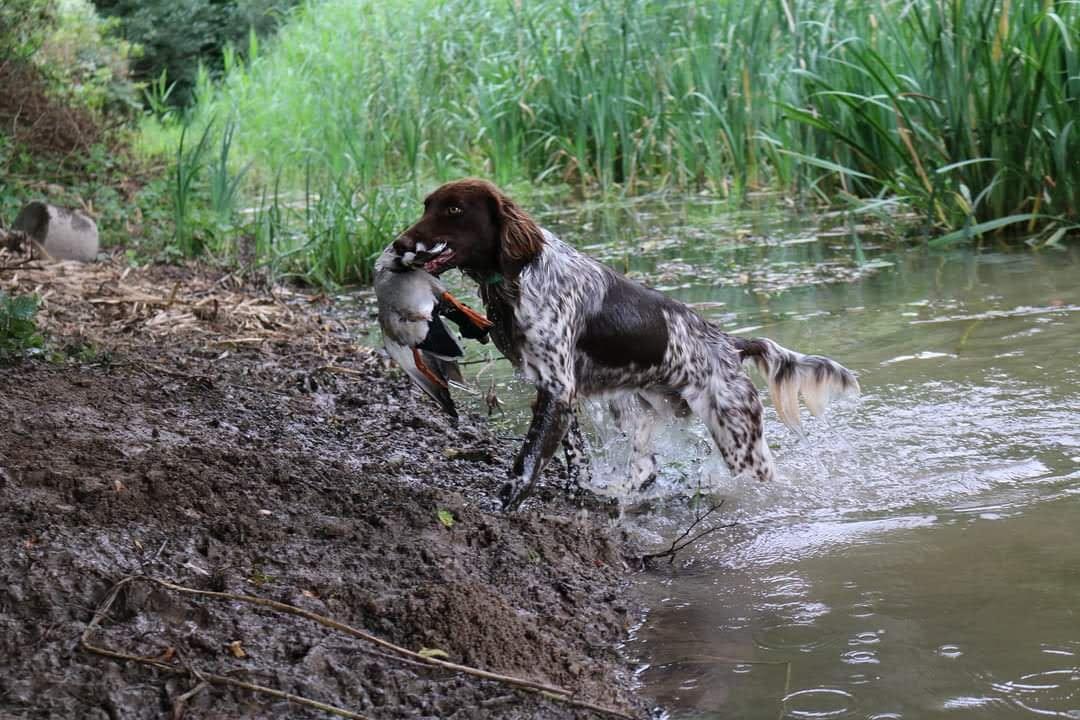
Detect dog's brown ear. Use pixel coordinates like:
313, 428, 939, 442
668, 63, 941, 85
491, 187, 544, 271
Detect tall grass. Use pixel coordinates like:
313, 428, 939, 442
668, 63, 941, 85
153, 0, 1080, 285
786, 0, 1080, 245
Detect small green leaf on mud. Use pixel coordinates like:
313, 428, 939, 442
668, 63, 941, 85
436, 509, 455, 528
249, 569, 272, 586
418, 647, 449, 659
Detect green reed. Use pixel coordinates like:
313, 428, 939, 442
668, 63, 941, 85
149, 0, 1079, 285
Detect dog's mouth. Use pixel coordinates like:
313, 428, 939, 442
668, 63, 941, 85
401, 241, 457, 275
419, 245, 456, 275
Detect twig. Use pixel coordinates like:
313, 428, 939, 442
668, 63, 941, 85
0, 256, 41, 272
170, 679, 208, 720
81, 577, 372, 720
81, 575, 640, 720
637, 501, 736, 565
319, 364, 368, 377
456, 356, 510, 366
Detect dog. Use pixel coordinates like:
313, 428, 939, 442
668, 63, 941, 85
392, 179, 859, 509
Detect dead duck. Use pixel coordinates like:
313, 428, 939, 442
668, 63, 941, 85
374, 245, 492, 418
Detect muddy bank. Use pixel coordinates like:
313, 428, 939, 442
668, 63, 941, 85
0, 257, 646, 719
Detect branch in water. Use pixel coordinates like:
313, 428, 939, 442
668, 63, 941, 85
637, 500, 736, 566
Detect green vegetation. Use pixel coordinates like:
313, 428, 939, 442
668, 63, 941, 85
0, 291, 44, 363
0, 0, 171, 250
1, 0, 54, 60
4, 0, 1078, 288
148, 0, 1078, 285
91, 0, 301, 108
0, 0, 298, 269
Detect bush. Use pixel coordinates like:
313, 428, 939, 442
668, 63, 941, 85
91, 0, 300, 108
0, 291, 44, 363
0, 0, 55, 60
35, 0, 141, 117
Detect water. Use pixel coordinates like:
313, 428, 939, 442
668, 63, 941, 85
532, 202, 1078, 720
362, 198, 1079, 718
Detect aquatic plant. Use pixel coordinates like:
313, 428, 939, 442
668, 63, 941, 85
150, 0, 1080, 284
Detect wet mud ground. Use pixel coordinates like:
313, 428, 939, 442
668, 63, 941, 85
0, 257, 646, 719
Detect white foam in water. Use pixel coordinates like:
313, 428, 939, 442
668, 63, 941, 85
578, 373, 1078, 565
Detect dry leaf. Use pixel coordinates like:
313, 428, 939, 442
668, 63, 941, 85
226, 640, 247, 658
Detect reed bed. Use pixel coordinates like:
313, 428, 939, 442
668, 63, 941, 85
151, 0, 1080, 285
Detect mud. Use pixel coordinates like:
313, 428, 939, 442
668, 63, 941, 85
0, 259, 645, 719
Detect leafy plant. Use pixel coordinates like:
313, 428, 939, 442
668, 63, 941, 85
139, 0, 1079, 287
0, 0, 54, 60
209, 116, 251, 223
91, 0, 302, 108
143, 68, 178, 121
0, 291, 45, 362
172, 118, 216, 255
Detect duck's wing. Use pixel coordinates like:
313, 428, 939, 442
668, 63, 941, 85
384, 338, 458, 418
417, 311, 463, 361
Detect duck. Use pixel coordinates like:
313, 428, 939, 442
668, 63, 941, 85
374, 245, 493, 418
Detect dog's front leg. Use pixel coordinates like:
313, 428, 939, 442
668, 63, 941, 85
500, 388, 571, 510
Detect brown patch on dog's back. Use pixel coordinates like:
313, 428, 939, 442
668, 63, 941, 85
580, 274, 671, 368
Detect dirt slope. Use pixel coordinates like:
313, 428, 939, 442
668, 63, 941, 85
0, 256, 645, 719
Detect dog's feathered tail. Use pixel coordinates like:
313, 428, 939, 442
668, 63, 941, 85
733, 336, 860, 430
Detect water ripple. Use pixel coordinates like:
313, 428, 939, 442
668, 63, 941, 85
782, 688, 856, 718
992, 669, 1080, 718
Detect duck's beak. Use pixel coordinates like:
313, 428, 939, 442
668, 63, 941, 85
401, 241, 447, 269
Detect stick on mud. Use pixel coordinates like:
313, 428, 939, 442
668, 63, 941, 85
81, 575, 641, 720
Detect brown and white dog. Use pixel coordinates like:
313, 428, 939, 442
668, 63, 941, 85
391, 179, 859, 509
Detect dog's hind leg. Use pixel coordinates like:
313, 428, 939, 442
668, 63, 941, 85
610, 393, 661, 493
688, 376, 776, 483
561, 412, 592, 495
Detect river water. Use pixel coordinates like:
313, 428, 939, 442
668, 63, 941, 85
537, 201, 1080, 720
372, 198, 1080, 719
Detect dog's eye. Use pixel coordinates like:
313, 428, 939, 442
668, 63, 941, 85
447, 206, 463, 216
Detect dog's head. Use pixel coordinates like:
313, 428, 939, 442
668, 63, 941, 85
392, 179, 544, 278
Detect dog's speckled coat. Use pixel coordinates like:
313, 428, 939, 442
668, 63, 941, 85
393, 179, 860, 508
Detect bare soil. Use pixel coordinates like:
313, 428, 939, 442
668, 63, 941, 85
0, 255, 646, 719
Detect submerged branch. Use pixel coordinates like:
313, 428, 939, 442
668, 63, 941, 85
636, 500, 737, 567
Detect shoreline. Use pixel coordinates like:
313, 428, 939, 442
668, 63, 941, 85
0, 255, 649, 719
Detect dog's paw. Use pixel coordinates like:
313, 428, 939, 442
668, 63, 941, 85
498, 477, 537, 511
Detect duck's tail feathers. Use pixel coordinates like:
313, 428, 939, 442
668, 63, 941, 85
426, 354, 464, 387
384, 340, 459, 418
732, 336, 859, 431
